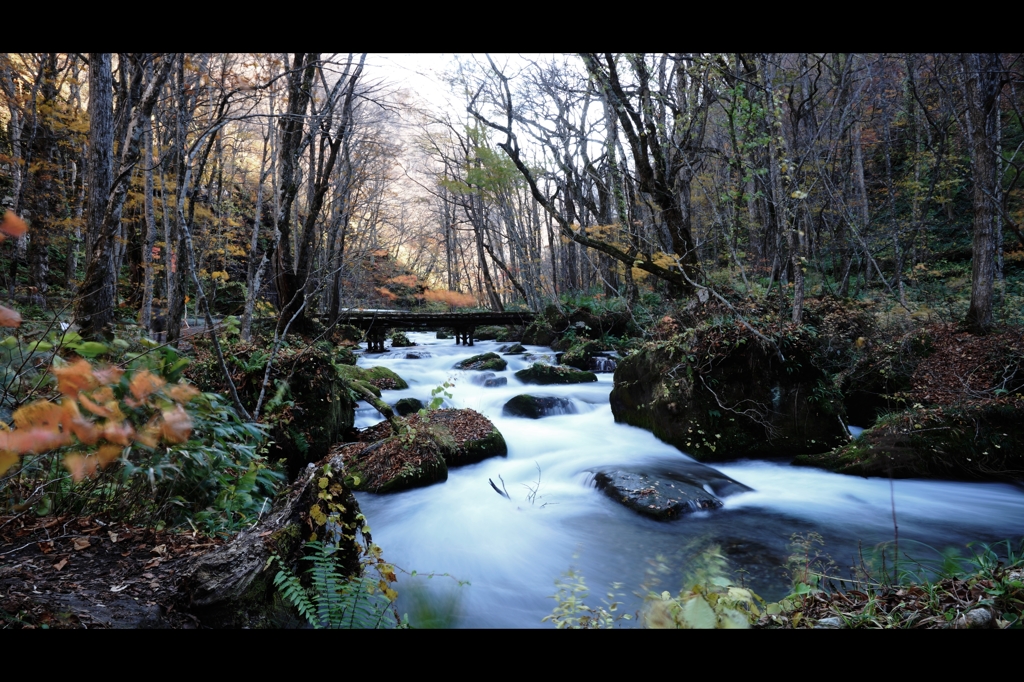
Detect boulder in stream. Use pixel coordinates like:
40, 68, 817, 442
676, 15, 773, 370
515, 363, 597, 385
471, 372, 508, 387
339, 409, 508, 493
454, 352, 508, 371
591, 460, 751, 520
393, 397, 424, 416
498, 343, 527, 355
502, 394, 577, 419
335, 363, 409, 391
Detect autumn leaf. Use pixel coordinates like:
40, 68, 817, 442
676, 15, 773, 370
0, 427, 72, 454
52, 359, 97, 398
160, 404, 192, 443
13, 401, 64, 430
0, 305, 22, 328
95, 444, 123, 467
0, 450, 18, 477
129, 370, 165, 403
167, 383, 200, 404
101, 421, 135, 446
64, 453, 98, 482
78, 391, 114, 418
93, 365, 125, 386
0, 210, 28, 239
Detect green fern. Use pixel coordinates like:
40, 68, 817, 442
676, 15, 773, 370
273, 540, 402, 629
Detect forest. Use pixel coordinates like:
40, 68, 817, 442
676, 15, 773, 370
0, 53, 1022, 629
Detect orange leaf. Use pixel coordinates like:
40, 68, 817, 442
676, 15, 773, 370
0, 450, 18, 477
160, 405, 192, 444
129, 370, 165, 403
12, 400, 64, 430
101, 421, 135, 446
0, 427, 72, 454
167, 383, 200, 404
96, 444, 123, 467
93, 365, 124, 386
0, 211, 28, 238
63, 453, 98, 482
0, 305, 22, 328
62, 400, 99, 445
136, 422, 161, 448
52, 359, 96, 398
78, 392, 114, 418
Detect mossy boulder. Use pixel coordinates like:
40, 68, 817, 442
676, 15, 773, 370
334, 345, 357, 366
502, 394, 577, 419
394, 397, 424, 416
498, 343, 527, 355
436, 330, 451, 340
338, 409, 507, 493
390, 331, 414, 347
559, 339, 605, 370
335, 363, 409, 390
473, 326, 507, 341
454, 352, 507, 371
793, 403, 1024, 480
185, 340, 356, 479
515, 363, 597, 385
609, 330, 847, 462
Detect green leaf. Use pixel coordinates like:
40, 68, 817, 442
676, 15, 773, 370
71, 341, 110, 357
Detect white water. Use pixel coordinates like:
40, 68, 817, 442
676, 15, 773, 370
352, 332, 1024, 627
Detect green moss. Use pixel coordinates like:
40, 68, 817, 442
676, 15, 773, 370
454, 352, 508, 371
515, 363, 597, 385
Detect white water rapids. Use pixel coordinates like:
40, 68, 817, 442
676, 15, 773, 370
351, 331, 1024, 627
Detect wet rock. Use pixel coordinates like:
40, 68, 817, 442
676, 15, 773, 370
454, 352, 507, 371
436, 330, 451, 340
502, 394, 578, 419
593, 470, 722, 520
498, 343, 527, 355
474, 326, 508, 341
471, 372, 508, 388
560, 340, 605, 370
589, 354, 618, 373
515, 363, 597, 385
394, 398, 424, 416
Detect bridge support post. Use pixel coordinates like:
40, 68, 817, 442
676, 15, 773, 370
454, 326, 475, 346
365, 327, 387, 353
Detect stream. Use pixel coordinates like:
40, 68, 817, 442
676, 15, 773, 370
351, 331, 1024, 627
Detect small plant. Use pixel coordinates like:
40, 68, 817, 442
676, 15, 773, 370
272, 540, 405, 629
542, 567, 631, 629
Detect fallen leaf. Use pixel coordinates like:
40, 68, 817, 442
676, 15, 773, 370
37, 541, 54, 554
108, 531, 118, 543
110, 584, 129, 593
73, 538, 91, 551
53, 559, 68, 571
151, 544, 167, 556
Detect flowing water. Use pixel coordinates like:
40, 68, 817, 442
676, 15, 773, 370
351, 331, 1024, 628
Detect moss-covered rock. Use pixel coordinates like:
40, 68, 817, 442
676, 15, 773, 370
436, 330, 451, 340
609, 329, 847, 462
335, 363, 409, 390
502, 394, 577, 419
390, 331, 414, 347
454, 352, 507, 371
423, 409, 508, 466
394, 397, 424, 416
498, 343, 526, 355
515, 363, 597, 385
559, 339, 605, 370
793, 403, 1024, 480
185, 340, 355, 479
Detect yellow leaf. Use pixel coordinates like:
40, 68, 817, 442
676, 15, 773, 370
0, 450, 18, 476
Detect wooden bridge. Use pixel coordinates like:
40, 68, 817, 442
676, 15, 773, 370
337, 309, 537, 352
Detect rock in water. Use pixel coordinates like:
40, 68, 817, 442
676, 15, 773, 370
502, 394, 577, 419
515, 363, 597, 385
393, 398, 424, 416
593, 470, 722, 520
454, 352, 508, 371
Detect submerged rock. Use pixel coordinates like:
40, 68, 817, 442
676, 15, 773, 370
471, 372, 508, 388
502, 394, 578, 419
454, 352, 508, 371
515, 363, 597, 385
